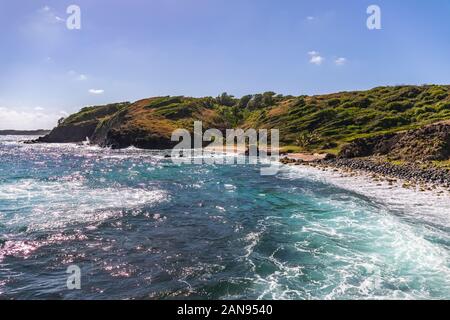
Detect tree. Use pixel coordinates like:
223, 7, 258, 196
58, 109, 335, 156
237, 95, 253, 108
262, 91, 276, 106
216, 92, 236, 107
247, 94, 263, 110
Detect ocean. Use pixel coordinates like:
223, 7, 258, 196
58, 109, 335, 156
0, 135, 449, 299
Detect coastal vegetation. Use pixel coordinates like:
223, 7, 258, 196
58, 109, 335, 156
38, 85, 450, 163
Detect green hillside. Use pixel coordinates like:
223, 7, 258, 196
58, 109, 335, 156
242, 85, 450, 153
40, 85, 450, 152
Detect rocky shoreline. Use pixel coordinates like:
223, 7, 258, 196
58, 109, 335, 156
325, 158, 450, 186
281, 155, 450, 192
279, 121, 450, 192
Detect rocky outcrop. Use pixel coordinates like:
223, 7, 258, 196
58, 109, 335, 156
101, 128, 178, 149
338, 133, 398, 158
36, 121, 97, 143
340, 122, 450, 161
33, 102, 129, 144
323, 158, 450, 187
33, 97, 228, 149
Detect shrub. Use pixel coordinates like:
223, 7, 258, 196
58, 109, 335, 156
327, 98, 341, 107
373, 115, 410, 129
438, 102, 450, 111
386, 101, 414, 112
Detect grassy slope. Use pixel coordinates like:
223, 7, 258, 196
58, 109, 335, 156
94, 96, 228, 135
56, 85, 450, 152
248, 85, 450, 153
62, 102, 130, 126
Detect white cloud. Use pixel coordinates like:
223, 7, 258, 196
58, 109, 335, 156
308, 51, 324, 65
310, 56, 324, 65
335, 57, 347, 66
89, 89, 104, 95
306, 16, 315, 21
0, 107, 61, 130
34, 107, 44, 111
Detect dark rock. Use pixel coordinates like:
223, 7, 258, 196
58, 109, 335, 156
102, 128, 177, 149
321, 142, 338, 150
340, 123, 450, 162
37, 121, 98, 143
323, 153, 336, 160
324, 158, 450, 186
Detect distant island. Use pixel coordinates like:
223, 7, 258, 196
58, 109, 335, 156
0, 129, 50, 136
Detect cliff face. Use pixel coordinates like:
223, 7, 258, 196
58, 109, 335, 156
339, 121, 450, 161
37, 121, 98, 143
38, 97, 229, 149
36, 85, 450, 152
37, 102, 129, 144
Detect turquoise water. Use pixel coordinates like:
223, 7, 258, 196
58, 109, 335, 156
0, 135, 450, 299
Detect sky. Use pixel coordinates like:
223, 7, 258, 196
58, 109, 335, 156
1, 0, 450, 129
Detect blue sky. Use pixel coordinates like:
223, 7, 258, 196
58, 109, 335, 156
1, 0, 450, 129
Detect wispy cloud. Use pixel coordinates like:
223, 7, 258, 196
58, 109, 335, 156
68, 70, 88, 81
308, 52, 347, 66
89, 89, 104, 95
38, 6, 64, 24
306, 16, 315, 21
22, 5, 66, 47
335, 57, 347, 66
308, 51, 324, 65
